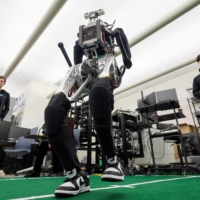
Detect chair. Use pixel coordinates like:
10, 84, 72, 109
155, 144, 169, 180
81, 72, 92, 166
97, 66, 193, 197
74, 129, 99, 150
157, 123, 182, 155
182, 132, 200, 172
2, 136, 35, 174
15, 144, 53, 176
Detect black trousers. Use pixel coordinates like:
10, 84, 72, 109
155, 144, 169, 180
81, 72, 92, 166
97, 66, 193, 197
89, 77, 117, 158
34, 141, 63, 173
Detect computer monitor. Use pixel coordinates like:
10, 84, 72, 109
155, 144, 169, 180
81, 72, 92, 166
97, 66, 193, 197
137, 92, 157, 108
8, 126, 30, 139
137, 92, 157, 115
0, 121, 11, 141
156, 88, 178, 104
30, 127, 38, 135
145, 92, 157, 106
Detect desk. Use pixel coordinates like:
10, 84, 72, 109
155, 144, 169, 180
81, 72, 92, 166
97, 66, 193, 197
0, 141, 16, 148
150, 129, 186, 139
24, 134, 47, 140
158, 112, 185, 122
24, 135, 47, 167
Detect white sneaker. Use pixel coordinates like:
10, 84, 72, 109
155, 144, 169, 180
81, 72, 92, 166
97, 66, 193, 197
101, 161, 124, 181
54, 171, 90, 197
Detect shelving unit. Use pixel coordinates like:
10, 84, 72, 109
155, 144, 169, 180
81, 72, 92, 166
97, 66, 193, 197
69, 95, 99, 175
112, 110, 144, 167
137, 100, 192, 174
186, 87, 200, 142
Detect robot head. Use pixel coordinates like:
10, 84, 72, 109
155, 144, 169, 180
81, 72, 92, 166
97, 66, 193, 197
79, 9, 115, 58
84, 9, 105, 21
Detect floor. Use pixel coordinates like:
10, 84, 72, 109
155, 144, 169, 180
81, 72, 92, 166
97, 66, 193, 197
1, 174, 200, 200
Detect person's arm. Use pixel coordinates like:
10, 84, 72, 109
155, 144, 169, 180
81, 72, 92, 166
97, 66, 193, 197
1, 92, 10, 120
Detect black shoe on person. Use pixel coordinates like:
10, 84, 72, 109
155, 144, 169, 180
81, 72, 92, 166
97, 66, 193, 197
54, 171, 90, 197
24, 171, 40, 178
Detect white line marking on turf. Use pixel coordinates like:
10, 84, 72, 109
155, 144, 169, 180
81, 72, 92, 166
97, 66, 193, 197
0, 177, 63, 181
8, 176, 200, 200
9, 194, 54, 200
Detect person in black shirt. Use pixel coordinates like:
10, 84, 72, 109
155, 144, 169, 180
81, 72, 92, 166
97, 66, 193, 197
0, 76, 10, 122
193, 55, 200, 99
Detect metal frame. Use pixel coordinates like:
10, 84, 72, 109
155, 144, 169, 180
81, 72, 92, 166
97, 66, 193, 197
137, 96, 193, 174
115, 111, 144, 167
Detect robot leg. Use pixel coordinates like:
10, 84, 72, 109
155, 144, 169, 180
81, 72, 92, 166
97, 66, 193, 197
89, 77, 117, 158
114, 28, 132, 69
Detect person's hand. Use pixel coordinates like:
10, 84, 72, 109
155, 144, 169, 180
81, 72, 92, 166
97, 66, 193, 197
48, 143, 51, 149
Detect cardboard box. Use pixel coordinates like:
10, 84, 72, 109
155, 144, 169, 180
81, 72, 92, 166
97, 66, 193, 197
173, 144, 179, 160
179, 123, 197, 134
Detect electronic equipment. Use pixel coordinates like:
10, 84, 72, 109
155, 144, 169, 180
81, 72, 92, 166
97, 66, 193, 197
156, 88, 178, 104
183, 132, 200, 155
0, 121, 11, 141
137, 92, 157, 108
134, 129, 175, 166
8, 126, 30, 139
114, 129, 141, 154
157, 123, 174, 130
30, 127, 38, 135
79, 9, 114, 58
137, 88, 179, 112
137, 92, 157, 115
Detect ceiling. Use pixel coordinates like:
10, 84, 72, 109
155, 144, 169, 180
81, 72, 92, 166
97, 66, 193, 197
0, 0, 200, 98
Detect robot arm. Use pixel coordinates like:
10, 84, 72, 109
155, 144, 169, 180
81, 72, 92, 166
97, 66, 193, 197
114, 28, 132, 69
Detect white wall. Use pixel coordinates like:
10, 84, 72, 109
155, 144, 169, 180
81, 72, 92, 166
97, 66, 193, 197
12, 82, 31, 126
114, 69, 198, 125
4, 97, 15, 122
20, 81, 56, 131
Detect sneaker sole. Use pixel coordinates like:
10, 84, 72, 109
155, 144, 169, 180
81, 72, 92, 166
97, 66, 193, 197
101, 174, 124, 182
55, 186, 90, 197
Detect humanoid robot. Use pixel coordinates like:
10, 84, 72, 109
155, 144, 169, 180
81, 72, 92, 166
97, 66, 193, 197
57, 9, 132, 101
44, 9, 132, 197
